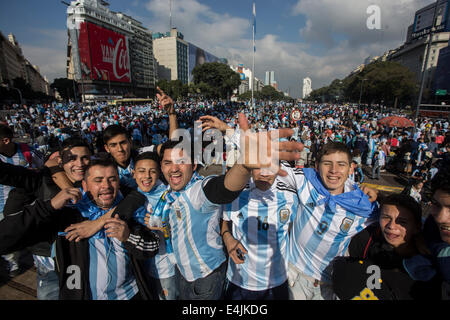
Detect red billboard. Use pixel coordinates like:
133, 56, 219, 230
78, 21, 131, 83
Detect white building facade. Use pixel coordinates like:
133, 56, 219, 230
302, 77, 312, 99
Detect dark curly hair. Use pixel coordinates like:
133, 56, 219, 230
431, 167, 450, 195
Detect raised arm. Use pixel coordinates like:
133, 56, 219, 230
156, 86, 178, 139
0, 158, 44, 192
224, 113, 303, 192
203, 113, 303, 204
0, 187, 82, 255
45, 156, 74, 190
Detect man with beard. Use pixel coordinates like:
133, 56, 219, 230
0, 158, 159, 299
0, 138, 91, 299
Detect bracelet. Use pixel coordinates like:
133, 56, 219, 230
221, 230, 231, 238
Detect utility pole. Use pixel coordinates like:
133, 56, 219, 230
414, 1, 440, 132
62, 1, 86, 104
358, 78, 368, 108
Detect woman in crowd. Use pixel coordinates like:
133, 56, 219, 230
332, 193, 442, 300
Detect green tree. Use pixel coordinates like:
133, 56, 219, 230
192, 62, 241, 99
156, 79, 189, 100
345, 61, 417, 107
311, 61, 417, 107
51, 78, 78, 102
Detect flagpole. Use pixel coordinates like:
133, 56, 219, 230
251, 0, 255, 109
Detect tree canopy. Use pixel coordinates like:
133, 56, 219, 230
308, 61, 418, 107
192, 62, 241, 99
50, 78, 79, 102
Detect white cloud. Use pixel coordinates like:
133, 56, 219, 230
144, 0, 250, 51
20, 0, 428, 97
21, 29, 67, 83
143, 0, 428, 98
292, 0, 430, 48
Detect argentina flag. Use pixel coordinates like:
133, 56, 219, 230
253, 1, 256, 52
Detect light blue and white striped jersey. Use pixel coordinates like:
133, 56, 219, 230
223, 175, 298, 291
33, 254, 55, 273
117, 158, 137, 189
168, 176, 226, 282
88, 237, 139, 300
286, 168, 375, 283
133, 181, 176, 279
0, 143, 31, 216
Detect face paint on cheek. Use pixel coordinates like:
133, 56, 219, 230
61, 150, 77, 165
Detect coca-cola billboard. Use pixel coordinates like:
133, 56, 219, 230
78, 21, 131, 83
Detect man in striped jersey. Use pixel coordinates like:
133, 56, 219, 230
286, 141, 378, 300
158, 117, 301, 300
221, 166, 298, 300
0, 124, 38, 277
0, 158, 160, 299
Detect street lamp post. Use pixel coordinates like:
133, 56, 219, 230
62, 1, 86, 104
67, 71, 78, 103
2, 84, 23, 106
414, 1, 439, 132
11, 87, 23, 106
358, 78, 368, 109
106, 70, 111, 100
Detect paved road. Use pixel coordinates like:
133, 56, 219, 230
0, 251, 37, 300
360, 166, 406, 194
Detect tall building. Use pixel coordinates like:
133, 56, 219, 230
116, 13, 156, 96
0, 31, 50, 96
230, 64, 254, 94
388, 0, 450, 98
264, 70, 275, 86
152, 28, 189, 84
153, 28, 224, 84
65, 0, 156, 101
434, 38, 450, 93
302, 77, 312, 99
0, 32, 26, 85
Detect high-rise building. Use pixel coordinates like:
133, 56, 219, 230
152, 28, 189, 84
388, 0, 450, 97
0, 32, 26, 85
116, 13, 156, 96
264, 70, 275, 86
153, 28, 224, 84
264, 70, 278, 90
434, 38, 450, 93
302, 77, 312, 99
0, 31, 50, 96
65, 0, 156, 101
230, 64, 254, 94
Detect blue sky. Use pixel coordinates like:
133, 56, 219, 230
0, 0, 431, 98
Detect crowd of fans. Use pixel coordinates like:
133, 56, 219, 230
0, 94, 448, 300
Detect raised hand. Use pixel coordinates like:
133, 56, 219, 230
156, 86, 175, 114
237, 113, 303, 176
199, 115, 231, 133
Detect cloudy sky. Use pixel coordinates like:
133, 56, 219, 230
0, 0, 432, 98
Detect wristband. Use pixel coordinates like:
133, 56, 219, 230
221, 230, 232, 238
